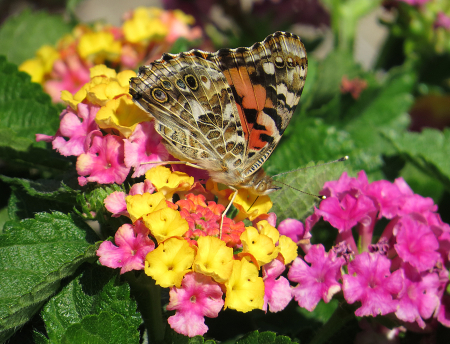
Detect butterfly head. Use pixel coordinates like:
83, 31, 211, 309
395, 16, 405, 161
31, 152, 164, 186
241, 168, 281, 196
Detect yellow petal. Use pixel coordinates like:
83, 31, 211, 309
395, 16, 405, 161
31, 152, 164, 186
123, 7, 168, 43
36, 45, 59, 73
95, 95, 150, 138
142, 207, 189, 243
193, 236, 234, 283
19, 58, 45, 84
224, 259, 264, 312
90, 65, 117, 79
232, 189, 272, 222
145, 166, 194, 199
117, 70, 137, 88
126, 192, 167, 223
240, 226, 280, 266
278, 235, 298, 265
145, 237, 195, 288
256, 220, 280, 244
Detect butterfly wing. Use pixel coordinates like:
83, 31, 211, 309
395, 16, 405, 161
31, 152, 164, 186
207, 31, 307, 178
129, 53, 248, 173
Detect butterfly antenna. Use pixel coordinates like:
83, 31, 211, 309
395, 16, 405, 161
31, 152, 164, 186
272, 156, 349, 178
273, 180, 326, 200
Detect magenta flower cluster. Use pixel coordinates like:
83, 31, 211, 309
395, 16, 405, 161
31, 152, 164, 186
36, 103, 168, 186
280, 171, 450, 330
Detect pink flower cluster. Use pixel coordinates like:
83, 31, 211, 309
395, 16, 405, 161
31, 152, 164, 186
37, 103, 167, 186
281, 171, 450, 330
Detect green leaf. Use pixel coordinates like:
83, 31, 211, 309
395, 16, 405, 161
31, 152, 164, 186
235, 331, 294, 344
269, 160, 347, 222
339, 66, 415, 177
266, 118, 354, 175
35, 267, 141, 344
0, 56, 71, 171
302, 51, 362, 112
382, 128, 450, 191
0, 9, 72, 65
0, 176, 79, 204
0, 212, 98, 342
0, 56, 60, 149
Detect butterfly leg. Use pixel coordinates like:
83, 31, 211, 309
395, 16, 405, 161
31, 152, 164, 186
142, 161, 205, 169
220, 186, 238, 239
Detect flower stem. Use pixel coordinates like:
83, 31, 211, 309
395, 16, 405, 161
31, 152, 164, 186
307, 302, 355, 344
126, 272, 166, 343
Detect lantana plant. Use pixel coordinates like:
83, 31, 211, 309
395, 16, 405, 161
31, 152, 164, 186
18, 7, 202, 103
2, 1, 450, 343
29, 60, 450, 339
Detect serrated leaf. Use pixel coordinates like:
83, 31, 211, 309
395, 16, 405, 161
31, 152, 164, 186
2, 176, 79, 221
0, 176, 79, 204
235, 331, 294, 344
266, 118, 354, 176
303, 50, 362, 111
0, 212, 98, 342
0, 9, 72, 65
382, 128, 450, 191
36, 267, 141, 344
0, 56, 60, 150
328, 67, 414, 177
269, 160, 347, 222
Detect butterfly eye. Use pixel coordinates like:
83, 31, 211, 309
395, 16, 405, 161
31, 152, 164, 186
162, 80, 172, 90
176, 79, 186, 89
274, 56, 285, 68
184, 74, 198, 90
152, 88, 168, 103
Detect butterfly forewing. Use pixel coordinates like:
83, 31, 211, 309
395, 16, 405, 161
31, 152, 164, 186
207, 32, 307, 177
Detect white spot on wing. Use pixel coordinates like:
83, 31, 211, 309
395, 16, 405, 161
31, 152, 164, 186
263, 62, 275, 75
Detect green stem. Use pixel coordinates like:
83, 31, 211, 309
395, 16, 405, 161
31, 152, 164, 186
307, 302, 355, 344
126, 273, 165, 343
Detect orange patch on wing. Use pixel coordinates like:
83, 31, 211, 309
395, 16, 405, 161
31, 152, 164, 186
228, 67, 266, 111
236, 103, 249, 141
247, 111, 276, 151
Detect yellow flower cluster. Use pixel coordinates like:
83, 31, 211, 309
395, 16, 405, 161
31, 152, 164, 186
61, 65, 150, 138
18, 7, 202, 102
127, 165, 297, 313
19, 45, 60, 83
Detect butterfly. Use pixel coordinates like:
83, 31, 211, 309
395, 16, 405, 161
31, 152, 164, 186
129, 31, 307, 228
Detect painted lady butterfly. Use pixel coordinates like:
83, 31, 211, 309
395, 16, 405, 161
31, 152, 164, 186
129, 31, 307, 220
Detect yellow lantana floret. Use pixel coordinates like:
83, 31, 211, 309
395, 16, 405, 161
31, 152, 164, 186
96, 95, 150, 138
19, 58, 45, 84
77, 31, 121, 64
123, 7, 168, 43
232, 189, 272, 222
193, 236, 234, 283
256, 220, 280, 244
278, 235, 298, 265
126, 192, 167, 223
224, 259, 264, 312
90, 64, 117, 79
61, 65, 133, 110
19, 45, 59, 84
240, 226, 280, 266
142, 207, 189, 243
145, 166, 194, 199
145, 237, 195, 288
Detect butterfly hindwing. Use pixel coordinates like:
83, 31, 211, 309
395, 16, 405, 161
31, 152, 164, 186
129, 54, 247, 171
